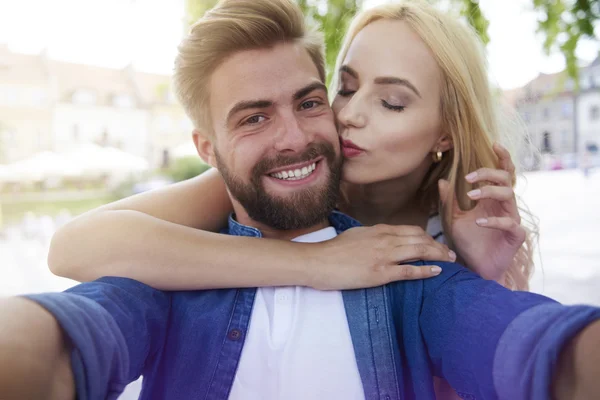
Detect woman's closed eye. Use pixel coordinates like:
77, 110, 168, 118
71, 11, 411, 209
381, 100, 405, 112
337, 89, 356, 97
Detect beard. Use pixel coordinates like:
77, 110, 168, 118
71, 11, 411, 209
215, 142, 341, 231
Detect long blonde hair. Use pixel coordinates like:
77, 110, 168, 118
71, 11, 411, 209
335, 0, 538, 290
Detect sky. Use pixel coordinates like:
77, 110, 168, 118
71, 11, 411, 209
0, 0, 598, 90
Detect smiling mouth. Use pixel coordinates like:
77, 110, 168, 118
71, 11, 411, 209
268, 162, 318, 181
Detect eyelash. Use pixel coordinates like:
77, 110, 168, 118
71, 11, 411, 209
241, 99, 323, 126
338, 89, 405, 112
242, 115, 266, 126
381, 100, 405, 112
337, 90, 355, 97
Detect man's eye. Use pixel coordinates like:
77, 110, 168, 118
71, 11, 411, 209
300, 100, 321, 110
244, 115, 266, 125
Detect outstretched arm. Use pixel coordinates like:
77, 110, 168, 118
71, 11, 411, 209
417, 262, 600, 399
0, 297, 74, 400
0, 278, 171, 399
49, 169, 455, 291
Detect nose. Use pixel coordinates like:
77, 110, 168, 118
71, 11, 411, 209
273, 111, 311, 153
336, 94, 367, 132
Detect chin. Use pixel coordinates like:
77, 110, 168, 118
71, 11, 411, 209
341, 164, 379, 185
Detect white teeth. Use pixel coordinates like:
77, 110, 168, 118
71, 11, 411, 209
269, 162, 319, 181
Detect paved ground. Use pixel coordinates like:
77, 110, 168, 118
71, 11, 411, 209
1, 168, 599, 398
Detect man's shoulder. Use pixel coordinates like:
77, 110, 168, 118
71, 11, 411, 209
328, 210, 362, 233
385, 261, 481, 300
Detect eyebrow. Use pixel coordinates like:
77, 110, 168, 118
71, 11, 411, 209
374, 76, 421, 98
226, 82, 328, 124
339, 65, 422, 98
226, 100, 273, 124
293, 82, 328, 101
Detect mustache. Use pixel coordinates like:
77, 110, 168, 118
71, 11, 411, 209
252, 142, 336, 177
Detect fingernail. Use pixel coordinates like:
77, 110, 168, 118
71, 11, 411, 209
467, 189, 481, 199
449, 250, 456, 261
430, 266, 442, 274
465, 172, 477, 182
476, 218, 488, 225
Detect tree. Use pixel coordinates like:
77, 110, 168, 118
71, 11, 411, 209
533, 0, 599, 81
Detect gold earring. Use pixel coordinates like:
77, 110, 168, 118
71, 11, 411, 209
432, 150, 443, 163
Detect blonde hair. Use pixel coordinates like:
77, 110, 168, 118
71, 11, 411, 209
173, 0, 325, 134
335, 0, 538, 290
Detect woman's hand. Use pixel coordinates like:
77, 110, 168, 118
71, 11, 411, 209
307, 224, 456, 290
439, 143, 526, 284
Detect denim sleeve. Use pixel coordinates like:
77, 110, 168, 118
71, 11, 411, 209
24, 277, 171, 400
418, 262, 600, 400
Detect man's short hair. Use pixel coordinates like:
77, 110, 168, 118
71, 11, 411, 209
173, 0, 326, 136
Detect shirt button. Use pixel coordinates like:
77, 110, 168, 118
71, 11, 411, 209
228, 329, 242, 341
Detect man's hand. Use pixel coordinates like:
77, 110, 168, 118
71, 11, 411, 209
0, 297, 74, 400
307, 224, 456, 290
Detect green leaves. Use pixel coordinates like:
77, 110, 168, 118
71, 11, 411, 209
534, 0, 599, 83
297, 0, 362, 86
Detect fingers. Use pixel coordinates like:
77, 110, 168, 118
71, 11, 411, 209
465, 168, 511, 187
393, 242, 456, 264
493, 142, 516, 174
475, 216, 527, 242
388, 264, 443, 281
373, 224, 426, 237
467, 185, 514, 202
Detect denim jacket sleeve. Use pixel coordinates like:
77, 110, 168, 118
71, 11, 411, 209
418, 262, 600, 400
24, 277, 171, 400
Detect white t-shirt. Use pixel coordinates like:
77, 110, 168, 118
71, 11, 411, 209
229, 227, 365, 400
426, 213, 446, 244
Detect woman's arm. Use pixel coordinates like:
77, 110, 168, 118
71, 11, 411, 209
49, 169, 454, 290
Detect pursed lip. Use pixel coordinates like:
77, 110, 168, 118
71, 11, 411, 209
265, 157, 324, 175
341, 139, 365, 152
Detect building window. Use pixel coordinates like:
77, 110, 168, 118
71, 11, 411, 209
561, 102, 573, 118
543, 107, 551, 120
72, 90, 97, 105
581, 74, 590, 90
0, 87, 18, 105
112, 94, 134, 108
591, 106, 600, 121
542, 131, 552, 154
72, 124, 80, 141
561, 130, 570, 149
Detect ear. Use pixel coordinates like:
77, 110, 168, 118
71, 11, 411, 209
193, 130, 217, 167
433, 134, 453, 153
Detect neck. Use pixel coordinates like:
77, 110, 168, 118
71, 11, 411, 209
339, 169, 432, 229
232, 206, 330, 241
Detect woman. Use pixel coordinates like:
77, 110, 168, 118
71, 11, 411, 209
49, 1, 536, 293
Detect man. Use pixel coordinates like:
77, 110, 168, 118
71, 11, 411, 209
1, 0, 599, 399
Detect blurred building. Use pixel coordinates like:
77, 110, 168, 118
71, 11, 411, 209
510, 56, 600, 168
577, 57, 600, 155
0, 45, 54, 164
0, 45, 193, 167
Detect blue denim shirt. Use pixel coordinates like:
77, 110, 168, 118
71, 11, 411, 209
27, 211, 600, 400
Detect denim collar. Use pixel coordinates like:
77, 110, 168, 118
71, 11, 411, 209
224, 210, 362, 238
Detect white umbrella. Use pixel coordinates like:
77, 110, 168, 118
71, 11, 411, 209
3, 151, 82, 182
63, 143, 149, 177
